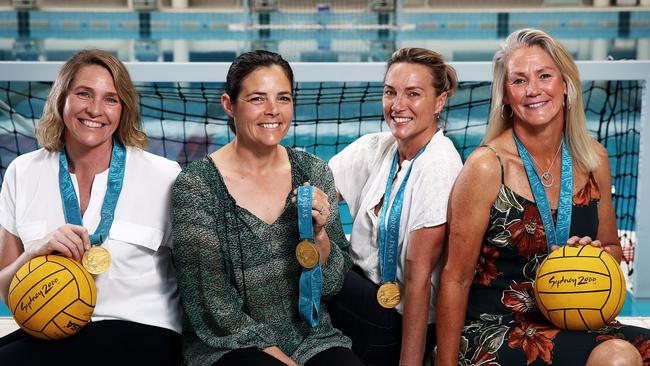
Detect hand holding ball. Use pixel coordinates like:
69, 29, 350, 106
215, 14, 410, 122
8, 255, 97, 340
534, 245, 626, 331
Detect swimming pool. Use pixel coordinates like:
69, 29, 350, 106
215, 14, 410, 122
0, 8, 648, 62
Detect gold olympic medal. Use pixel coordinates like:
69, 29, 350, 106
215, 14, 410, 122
295, 240, 319, 269
377, 282, 401, 309
82, 246, 111, 275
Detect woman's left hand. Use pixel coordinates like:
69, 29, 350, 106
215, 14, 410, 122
291, 182, 331, 233
551, 236, 611, 254
292, 182, 332, 264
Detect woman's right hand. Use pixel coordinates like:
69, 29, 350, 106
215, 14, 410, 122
26, 224, 90, 262
0, 225, 88, 306
551, 236, 607, 253
262, 346, 298, 366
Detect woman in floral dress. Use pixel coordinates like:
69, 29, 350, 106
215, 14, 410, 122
433, 28, 649, 366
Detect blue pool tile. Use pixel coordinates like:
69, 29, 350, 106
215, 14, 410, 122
620, 291, 650, 317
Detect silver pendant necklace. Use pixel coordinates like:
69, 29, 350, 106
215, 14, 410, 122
530, 142, 562, 188
540, 170, 554, 188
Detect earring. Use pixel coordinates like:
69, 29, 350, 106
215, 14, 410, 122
435, 112, 440, 120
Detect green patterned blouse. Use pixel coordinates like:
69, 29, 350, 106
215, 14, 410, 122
171, 147, 353, 366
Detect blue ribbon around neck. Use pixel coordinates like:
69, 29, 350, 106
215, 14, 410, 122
58, 139, 126, 246
296, 185, 322, 328
377, 144, 427, 285
513, 131, 573, 252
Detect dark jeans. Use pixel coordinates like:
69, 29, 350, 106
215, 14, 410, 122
0, 320, 182, 366
327, 267, 436, 366
214, 346, 364, 366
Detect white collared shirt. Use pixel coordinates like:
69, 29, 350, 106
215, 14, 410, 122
0, 147, 182, 333
329, 131, 462, 321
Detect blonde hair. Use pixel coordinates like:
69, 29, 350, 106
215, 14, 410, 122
485, 28, 599, 172
386, 47, 458, 98
36, 49, 147, 151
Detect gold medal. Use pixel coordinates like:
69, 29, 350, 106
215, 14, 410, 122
296, 240, 319, 269
377, 282, 401, 308
82, 246, 111, 275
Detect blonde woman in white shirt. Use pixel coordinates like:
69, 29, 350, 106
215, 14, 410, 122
0, 50, 182, 364
328, 48, 462, 366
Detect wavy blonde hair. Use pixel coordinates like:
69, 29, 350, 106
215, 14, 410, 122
36, 49, 147, 151
485, 28, 599, 172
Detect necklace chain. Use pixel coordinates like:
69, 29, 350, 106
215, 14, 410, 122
529, 141, 562, 188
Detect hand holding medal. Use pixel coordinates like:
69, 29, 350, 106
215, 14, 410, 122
294, 184, 324, 328
58, 139, 126, 275
36, 224, 112, 275
29, 224, 90, 262
292, 182, 331, 268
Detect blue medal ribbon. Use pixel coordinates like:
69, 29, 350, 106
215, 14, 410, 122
297, 186, 314, 241
513, 131, 573, 252
297, 185, 322, 328
377, 144, 427, 285
58, 139, 126, 245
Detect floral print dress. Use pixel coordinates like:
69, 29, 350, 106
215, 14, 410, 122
453, 148, 650, 366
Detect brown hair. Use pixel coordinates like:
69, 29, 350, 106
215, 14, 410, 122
36, 49, 147, 151
386, 47, 458, 98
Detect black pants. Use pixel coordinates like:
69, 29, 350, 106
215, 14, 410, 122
214, 346, 364, 366
327, 267, 436, 366
0, 320, 182, 366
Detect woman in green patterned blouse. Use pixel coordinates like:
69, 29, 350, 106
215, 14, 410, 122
171, 50, 363, 366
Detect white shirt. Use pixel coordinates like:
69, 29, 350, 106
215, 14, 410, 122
329, 131, 462, 321
0, 147, 182, 334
